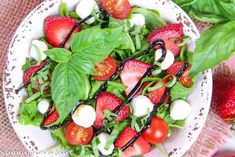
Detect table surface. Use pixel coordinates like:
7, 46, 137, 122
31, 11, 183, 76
0, 0, 234, 157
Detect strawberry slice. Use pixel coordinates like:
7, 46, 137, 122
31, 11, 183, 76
23, 61, 47, 85
166, 62, 192, 87
115, 127, 151, 157
44, 16, 81, 49
147, 23, 184, 56
120, 60, 151, 95
94, 92, 130, 128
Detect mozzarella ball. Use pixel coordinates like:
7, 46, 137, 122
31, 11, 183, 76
155, 49, 175, 70
72, 105, 96, 128
30, 40, 48, 61
170, 100, 192, 120
37, 99, 50, 114
97, 133, 114, 156
131, 95, 154, 117
129, 14, 146, 30
76, 0, 99, 24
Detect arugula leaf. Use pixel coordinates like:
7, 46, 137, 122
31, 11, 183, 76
190, 21, 235, 77
130, 7, 166, 30
59, 2, 69, 16
51, 61, 91, 122
109, 18, 135, 53
19, 101, 43, 126
44, 48, 72, 63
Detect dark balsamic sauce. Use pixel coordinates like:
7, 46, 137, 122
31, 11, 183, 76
121, 63, 189, 151
40, 39, 166, 130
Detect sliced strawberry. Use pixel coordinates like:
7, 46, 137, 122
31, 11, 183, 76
44, 16, 81, 49
115, 127, 151, 157
147, 80, 170, 105
120, 60, 151, 95
147, 23, 184, 56
166, 62, 192, 87
43, 110, 59, 126
94, 92, 130, 128
216, 80, 235, 124
23, 61, 47, 85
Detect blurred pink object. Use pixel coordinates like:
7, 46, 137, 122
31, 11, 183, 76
225, 54, 235, 72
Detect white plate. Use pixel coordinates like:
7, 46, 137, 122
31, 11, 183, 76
3, 0, 212, 156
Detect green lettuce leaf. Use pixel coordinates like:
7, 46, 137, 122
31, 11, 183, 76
19, 101, 43, 126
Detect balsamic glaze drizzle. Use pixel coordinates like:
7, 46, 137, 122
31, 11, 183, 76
121, 63, 189, 151
40, 39, 166, 130
15, 7, 110, 93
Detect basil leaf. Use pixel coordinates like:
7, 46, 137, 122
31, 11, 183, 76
51, 61, 91, 122
173, 0, 198, 8
189, 10, 227, 23
219, 1, 235, 20
19, 101, 43, 126
190, 21, 235, 77
131, 7, 166, 30
71, 27, 123, 56
44, 48, 72, 63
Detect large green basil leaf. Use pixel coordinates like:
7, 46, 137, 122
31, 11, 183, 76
51, 60, 90, 122
44, 48, 72, 62
131, 7, 166, 30
190, 21, 235, 77
173, 0, 198, 8
71, 27, 123, 55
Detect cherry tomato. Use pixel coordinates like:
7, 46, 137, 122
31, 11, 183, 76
102, 0, 131, 19
43, 110, 59, 126
92, 56, 117, 81
65, 122, 93, 145
142, 116, 168, 144
166, 62, 192, 88
147, 80, 170, 105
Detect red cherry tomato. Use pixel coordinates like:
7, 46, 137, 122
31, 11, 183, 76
142, 116, 168, 144
92, 56, 117, 81
102, 0, 131, 19
65, 122, 93, 145
147, 80, 170, 105
43, 110, 59, 126
166, 62, 192, 88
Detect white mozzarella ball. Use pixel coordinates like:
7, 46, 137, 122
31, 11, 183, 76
129, 14, 146, 30
76, 0, 99, 24
131, 95, 154, 117
37, 99, 50, 114
30, 40, 48, 61
72, 105, 96, 128
155, 49, 175, 70
97, 133, 114, 156
170, 100, 192, 120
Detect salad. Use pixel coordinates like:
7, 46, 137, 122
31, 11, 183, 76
18, 0, 199, 156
